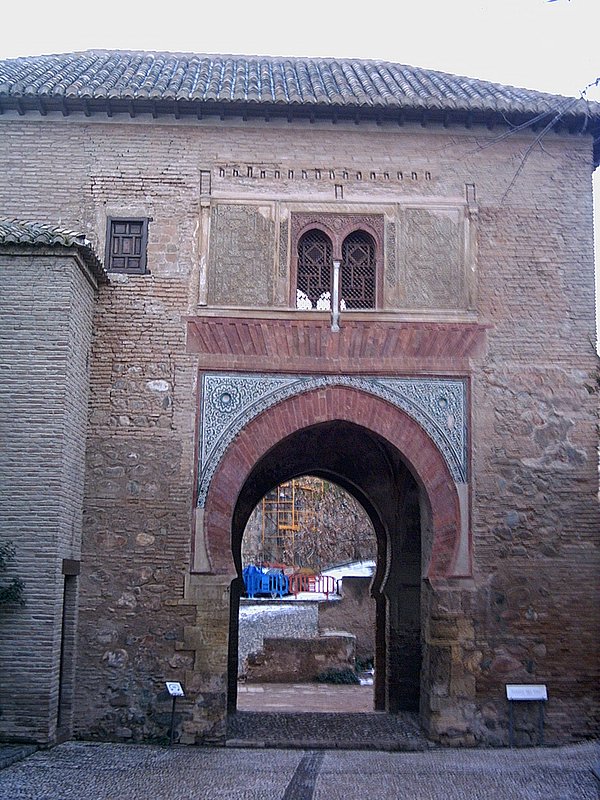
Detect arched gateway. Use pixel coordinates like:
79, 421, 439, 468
2, 51, 598, 750
193, 379, 472, 729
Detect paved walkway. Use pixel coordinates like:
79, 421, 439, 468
237, 682, 375, 713
232, 681, 429, 750
0, 745, 37, 771
0, 740, 597, 799
228, 710, 428, 751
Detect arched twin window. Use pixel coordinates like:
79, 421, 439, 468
296, 228, 377, 310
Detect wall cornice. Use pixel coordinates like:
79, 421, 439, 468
186, 315, 488, 374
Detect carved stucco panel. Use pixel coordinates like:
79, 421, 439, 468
197, 372, 468, 505
290, 212, 384, 253
400, 206, 467, 310
273, 213, 290, 306
278, 216, 289, 279
208, 203, 275, 306
384, 218, 398, 307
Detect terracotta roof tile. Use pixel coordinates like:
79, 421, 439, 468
0, 50, 592, 113
0, 219, 107, 284
0, 51, 598, 163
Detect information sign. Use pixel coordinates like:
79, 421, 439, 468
166, 681, 185, 697
506, 684, 547, 701
506, 684, 547, 747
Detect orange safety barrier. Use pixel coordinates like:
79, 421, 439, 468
288, 573, 338, 599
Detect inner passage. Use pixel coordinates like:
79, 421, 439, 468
237, 476, 377, 712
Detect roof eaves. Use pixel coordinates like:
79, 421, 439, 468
1, 50, 599, 166
0, 219, 108, 284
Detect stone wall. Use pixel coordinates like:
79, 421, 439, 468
237, 601, 319, 676
74, 270, 199, 743
465, 181, 600, 743
246, 633, 356, 683
318, 578, 376, 662
0, 248, 98, 744
0, 111, 597, 744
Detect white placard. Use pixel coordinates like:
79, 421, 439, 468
506, 684, 547, 701
166, 681, 185, 697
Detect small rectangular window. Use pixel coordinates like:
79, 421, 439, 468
105, 217, 149, 274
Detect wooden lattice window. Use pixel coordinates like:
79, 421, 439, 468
292, 214, 382, 310
296, 229, 332, 309
341, 231, 376, 309
105, 218, 149, 274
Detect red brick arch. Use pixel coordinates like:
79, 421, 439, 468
202, 385, 465, 579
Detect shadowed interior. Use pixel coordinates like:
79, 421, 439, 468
228, 420, 423, 715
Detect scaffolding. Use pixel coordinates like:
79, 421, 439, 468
260, 478, 324, 568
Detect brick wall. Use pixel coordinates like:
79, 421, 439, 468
0, 111, 597, 744
0, 249, 97, 743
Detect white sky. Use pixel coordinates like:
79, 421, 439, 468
2, 0, 599, 341
1, 0, 598, 98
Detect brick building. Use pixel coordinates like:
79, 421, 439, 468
0, 51, 598, 747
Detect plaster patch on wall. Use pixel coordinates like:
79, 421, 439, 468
146, 380, 170, 392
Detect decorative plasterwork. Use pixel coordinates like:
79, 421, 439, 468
400, 206, 467, 310
290, 212, 384, 259
278, 217, 289, 278
197, 372, 468, 506
384, 219, 397, 289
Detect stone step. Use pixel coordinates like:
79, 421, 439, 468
226, 711, 432, 751
0, 745, 38, 771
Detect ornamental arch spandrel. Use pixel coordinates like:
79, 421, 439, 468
200, 385, 467, 580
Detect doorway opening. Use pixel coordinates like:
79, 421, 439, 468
237, 475, 378, 712
56, 574, 77, 741
226, 419, 426, 718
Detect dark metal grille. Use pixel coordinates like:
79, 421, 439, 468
341, 231, 376, 309
106, 218, 148, 273
297, 230, 332, 309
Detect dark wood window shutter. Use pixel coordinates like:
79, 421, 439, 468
106, 218, 149, 273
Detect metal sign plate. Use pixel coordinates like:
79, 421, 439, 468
166, 681, 185, 697
506, 684, 547, 701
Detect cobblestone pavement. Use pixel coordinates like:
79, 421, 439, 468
232, 683, 432, 750
0, 745, 37, 771
0, 740, 597, 800
232, 683, 429, 750
227, 710, 429, 750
